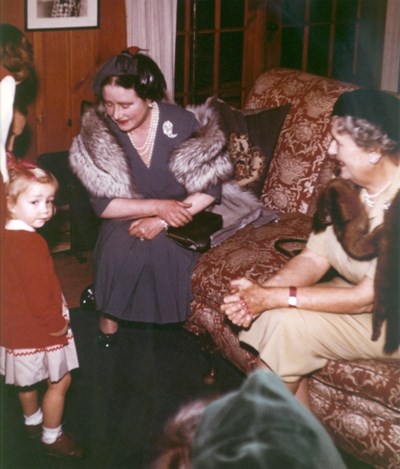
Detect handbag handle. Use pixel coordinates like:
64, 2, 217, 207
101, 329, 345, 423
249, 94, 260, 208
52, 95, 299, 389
274, 238, 307, 259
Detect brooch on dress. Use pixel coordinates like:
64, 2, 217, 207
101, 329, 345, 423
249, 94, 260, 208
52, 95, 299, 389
162, 121, 177, 138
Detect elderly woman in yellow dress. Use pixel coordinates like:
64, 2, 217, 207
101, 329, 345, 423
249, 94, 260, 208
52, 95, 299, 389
221, 89, 400, 406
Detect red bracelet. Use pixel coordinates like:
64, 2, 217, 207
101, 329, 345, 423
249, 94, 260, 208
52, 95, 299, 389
288, 286, 297, 308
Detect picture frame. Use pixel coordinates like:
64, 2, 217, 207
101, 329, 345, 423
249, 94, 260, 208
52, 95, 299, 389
25, 0, 99, 31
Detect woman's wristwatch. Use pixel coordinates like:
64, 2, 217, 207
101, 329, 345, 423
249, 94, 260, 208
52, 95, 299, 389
288, 286, 297, 308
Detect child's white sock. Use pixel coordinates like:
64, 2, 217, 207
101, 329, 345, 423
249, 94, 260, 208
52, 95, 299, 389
42, 425, 62, 444
24, 408, 43, 426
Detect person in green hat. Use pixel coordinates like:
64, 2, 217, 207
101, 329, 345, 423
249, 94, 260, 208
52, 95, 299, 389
153, 370, 345, 468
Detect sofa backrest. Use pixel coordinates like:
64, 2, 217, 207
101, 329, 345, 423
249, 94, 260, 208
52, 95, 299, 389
245, 68, 358, 215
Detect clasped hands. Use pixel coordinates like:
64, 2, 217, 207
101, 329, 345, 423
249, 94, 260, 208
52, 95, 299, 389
129, 200, 193, 241
221, 278, 272, 328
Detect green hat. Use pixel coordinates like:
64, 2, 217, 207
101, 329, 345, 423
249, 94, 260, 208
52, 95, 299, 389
192, 370, 345, 469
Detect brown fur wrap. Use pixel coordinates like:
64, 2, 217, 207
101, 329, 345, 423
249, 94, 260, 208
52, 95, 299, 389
312, 177, 400, 353
372, 190, 400, 353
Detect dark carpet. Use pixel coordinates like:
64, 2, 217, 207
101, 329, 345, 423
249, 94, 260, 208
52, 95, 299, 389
1, 308, 245, 469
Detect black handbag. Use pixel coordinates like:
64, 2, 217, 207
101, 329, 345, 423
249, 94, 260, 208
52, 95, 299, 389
166, 211, 223, 253
274, 238, 307, 259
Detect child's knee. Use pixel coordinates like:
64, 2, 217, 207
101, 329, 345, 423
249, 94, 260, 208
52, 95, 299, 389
48, 372, 71, 393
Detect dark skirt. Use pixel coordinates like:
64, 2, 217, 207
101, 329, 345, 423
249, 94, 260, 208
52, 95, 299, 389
93, 219, 199, 324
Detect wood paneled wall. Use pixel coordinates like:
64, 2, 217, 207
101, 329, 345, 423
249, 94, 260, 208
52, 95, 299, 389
2, 1, 126, 160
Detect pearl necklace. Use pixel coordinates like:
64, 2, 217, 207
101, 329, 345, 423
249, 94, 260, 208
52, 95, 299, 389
364, 179, 393, 208
128, 102, 159, 167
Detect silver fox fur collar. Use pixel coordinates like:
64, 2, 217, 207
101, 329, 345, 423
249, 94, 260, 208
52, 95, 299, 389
69, 107, 139, 199
69, 101, 262, 226
169, 101, 233, 192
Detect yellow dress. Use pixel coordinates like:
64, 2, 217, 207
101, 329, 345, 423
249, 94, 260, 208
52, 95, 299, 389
239, 171, 400, 382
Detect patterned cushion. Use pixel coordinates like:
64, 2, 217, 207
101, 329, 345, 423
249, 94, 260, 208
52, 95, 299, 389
208, 97, 291, 197
228, 133, 265, 189
244, 68, 357, 214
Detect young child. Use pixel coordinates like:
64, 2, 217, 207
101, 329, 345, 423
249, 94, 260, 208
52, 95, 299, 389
0, 164, 83, 459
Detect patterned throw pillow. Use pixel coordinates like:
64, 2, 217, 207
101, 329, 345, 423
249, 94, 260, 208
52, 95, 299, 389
228, 133, 265, 189
207, 97, 291, 198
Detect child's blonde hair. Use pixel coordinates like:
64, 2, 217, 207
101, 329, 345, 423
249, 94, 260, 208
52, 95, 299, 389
6, 166, 59, 219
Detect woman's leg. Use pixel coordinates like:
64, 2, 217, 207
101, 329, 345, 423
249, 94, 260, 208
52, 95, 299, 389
42, 372, 71, 430
289, 377, 310, 409
256, 358, 311, 408
99, 314, 119, 334
98, 313, 119, 348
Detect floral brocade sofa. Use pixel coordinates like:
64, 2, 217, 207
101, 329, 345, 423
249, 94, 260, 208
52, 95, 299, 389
184, 68, 400, 468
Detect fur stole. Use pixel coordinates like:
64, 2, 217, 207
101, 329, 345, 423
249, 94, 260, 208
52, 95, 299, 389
69, 107, 139, 199
70, 102, 262, 227
312, 177, 400, 353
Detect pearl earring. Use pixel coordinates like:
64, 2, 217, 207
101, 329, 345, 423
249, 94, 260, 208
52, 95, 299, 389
368, 152, 380, 164
148, 102, 154, 109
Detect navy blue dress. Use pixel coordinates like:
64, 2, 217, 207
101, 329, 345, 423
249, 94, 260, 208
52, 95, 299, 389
91, 102, 220, 323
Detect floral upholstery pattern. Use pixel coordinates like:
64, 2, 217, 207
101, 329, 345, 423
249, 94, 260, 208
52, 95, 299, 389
245, 68, 357, 214
310, 360, 400, 469
185, 212, 311, 372
184, 68, 400, 467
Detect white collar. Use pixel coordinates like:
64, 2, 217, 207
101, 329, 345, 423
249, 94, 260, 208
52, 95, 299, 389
6, 219, 35, 232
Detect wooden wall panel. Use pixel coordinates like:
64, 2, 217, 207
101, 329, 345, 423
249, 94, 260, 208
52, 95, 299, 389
2, 0, 126, 160
1, 2, 26, 32
98, 0, 127, 59
69, 30, 98, 137
34, 31, 71, 154
243, 0, 267, 100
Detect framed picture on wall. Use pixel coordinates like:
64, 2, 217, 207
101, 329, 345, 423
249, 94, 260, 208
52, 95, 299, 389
25, 0, 99, 31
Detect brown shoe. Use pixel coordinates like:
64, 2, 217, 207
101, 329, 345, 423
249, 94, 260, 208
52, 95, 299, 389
25, 423, 42, 439
42, 433, 84, 459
